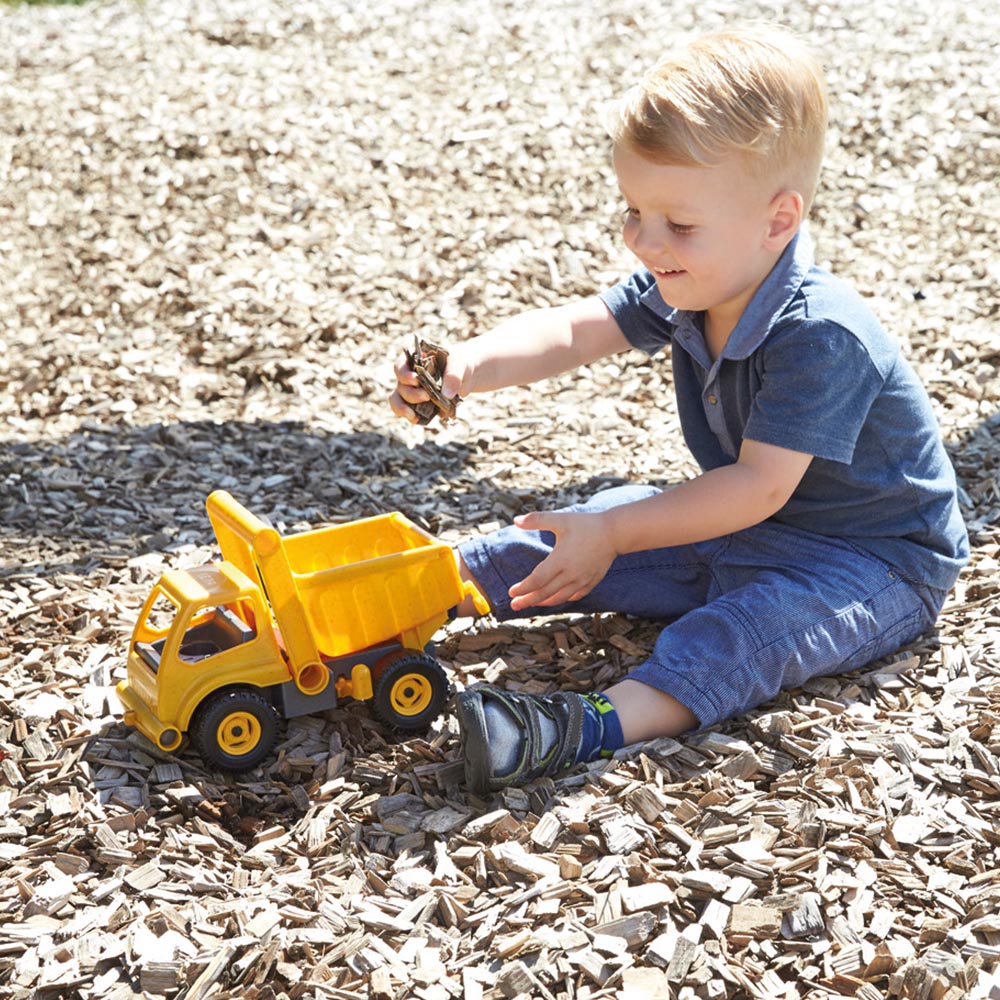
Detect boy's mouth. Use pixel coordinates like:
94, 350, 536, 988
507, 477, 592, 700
653, 267, 685, 277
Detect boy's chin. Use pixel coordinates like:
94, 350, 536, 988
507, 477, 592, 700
655, 285, 700, 312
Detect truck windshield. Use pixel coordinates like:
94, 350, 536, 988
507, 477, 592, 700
136, 595, 256, 672
134, 588, 180, 672
141, 587, 179, 636
176, 605, 256, 662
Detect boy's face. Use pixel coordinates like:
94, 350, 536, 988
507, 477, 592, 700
614, 146, 788, 336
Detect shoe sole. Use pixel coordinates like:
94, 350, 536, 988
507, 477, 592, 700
456, 689, 493, 796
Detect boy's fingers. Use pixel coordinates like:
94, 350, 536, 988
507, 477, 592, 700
388, 389, 421, 424
509, 556, 571, 609
395, 381, 430, 405
391, 354, 432, 421
393, 354, 420, 385
511, 580, 577, 611
514, 511, 562, 534
508, 571, 546, 604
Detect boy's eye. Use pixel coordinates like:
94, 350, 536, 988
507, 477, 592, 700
620, 207, 694, 235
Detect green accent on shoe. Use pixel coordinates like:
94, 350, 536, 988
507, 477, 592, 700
456, 686, 585, 796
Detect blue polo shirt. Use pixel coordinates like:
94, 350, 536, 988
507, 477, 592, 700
599, 229, 969, 591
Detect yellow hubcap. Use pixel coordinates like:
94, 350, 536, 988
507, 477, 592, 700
390, 673, 433, 716
217, 711, 262, 755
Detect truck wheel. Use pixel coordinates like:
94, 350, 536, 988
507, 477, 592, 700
191, 688, 279, 771
372, 652, 450, 731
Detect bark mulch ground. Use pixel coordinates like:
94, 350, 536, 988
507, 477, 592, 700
1, 1, 998, 998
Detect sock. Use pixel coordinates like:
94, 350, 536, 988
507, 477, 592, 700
577, 692, 625, 763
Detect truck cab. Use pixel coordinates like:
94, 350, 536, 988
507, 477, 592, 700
119, 562, 288, 757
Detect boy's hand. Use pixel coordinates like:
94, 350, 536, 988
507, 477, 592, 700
389, 342, 470, 424
508, 510, 617, 611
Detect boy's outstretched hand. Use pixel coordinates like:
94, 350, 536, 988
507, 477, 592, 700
508, 510, 617, 611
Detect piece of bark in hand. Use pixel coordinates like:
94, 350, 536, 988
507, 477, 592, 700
405, 336, 460, 425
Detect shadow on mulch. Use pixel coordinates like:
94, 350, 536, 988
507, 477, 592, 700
0, 416, 668, 583
0, 417, 488, 579
78, 718, 370, 850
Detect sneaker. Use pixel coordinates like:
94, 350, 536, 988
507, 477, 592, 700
456, 685, 584, 795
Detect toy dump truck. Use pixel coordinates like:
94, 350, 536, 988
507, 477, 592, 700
116, 490, 488, 771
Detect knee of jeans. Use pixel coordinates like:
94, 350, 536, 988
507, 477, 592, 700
576, 484, 661, 514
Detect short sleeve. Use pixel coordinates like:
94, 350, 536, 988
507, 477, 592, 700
743, 321, 887, 463
599, 270, 677, 355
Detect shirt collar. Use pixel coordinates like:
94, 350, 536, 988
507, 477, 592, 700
637, 226, 815, 362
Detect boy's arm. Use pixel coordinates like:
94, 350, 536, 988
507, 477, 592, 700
456, 296, 630, 392
391, 296, 629, 421
509, 438, 814, 611
605, 438, 813, 553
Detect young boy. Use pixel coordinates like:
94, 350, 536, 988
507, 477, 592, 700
389, 25, 968, 796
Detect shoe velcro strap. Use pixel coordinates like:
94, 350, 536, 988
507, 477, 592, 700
488, 689, 584, 783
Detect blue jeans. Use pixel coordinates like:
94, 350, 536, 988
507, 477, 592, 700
458, 486, 944, 727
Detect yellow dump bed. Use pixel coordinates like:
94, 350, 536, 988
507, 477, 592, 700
205, 492, 483, 689
280, 512, 465, 656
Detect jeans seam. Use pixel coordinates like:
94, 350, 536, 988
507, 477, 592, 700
602, 556, 708, 579
715, 596, 766, 649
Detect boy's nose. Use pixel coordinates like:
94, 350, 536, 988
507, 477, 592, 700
631, 220, 667, 256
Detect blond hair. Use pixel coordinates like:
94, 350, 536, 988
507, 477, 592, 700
609, 25, 828, 209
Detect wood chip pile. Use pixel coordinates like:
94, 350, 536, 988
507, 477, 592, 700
1, 0, 998, 998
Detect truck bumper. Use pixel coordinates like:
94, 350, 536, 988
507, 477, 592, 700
115, 679, 183, 752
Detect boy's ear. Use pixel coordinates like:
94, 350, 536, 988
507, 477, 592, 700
764, 190, 804, 250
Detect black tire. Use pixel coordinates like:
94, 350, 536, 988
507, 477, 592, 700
191, 688, 280, 771
372, 652, 450, 731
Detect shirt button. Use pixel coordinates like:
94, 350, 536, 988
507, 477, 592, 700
707, 394, 718, 405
